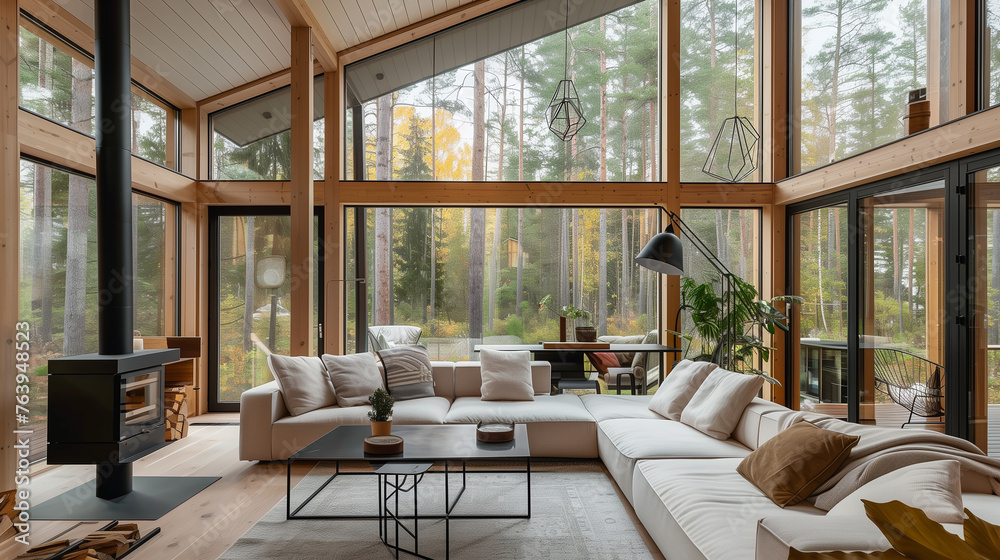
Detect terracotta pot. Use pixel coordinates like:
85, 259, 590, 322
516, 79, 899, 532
371, 420, 392, 436
575, 326, 597, 342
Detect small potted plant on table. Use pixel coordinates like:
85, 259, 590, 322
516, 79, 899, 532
368, 388, 394, 436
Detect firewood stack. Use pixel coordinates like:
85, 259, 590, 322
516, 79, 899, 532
14, 523, 141, 560
1, 489, 20, 542
164, 386, 189, 441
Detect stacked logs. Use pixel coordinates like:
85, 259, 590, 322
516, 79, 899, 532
14, 522, 142, 560
164, 386, 189, 441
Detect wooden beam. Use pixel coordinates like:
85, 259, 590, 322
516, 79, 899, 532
951, 0, 975, 118
180, 108, 198, 177
775, 105, 1000, 205
1, 0, 19, 491
197, 61, 323, 114
19, 110, 197, 201
339, 0, 522, 65
323, 71, 345, 355
290, 26, 315, 357
677, 184, 774, 206
761, 0, 788, 182
338, 181, 668, 206
198, 181, 326, 206
19, 0, 195, 108
18, 109, 96, 174
762, 203, 786, 404
272, 0, 338, 72
662, 0, 682, 376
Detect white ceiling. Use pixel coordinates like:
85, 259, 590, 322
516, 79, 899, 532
306, 0, 476, 52
55, 0, 478, 102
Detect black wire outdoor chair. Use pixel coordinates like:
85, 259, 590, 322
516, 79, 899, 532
871, 347, 944, 429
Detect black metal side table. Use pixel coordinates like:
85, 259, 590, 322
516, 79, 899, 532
374, 461, 437, 559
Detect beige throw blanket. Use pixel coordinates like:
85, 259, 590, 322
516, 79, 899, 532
779, 413, 1000, 511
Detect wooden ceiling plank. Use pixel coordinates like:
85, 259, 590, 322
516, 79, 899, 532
308, 1, 349, 51
129, 16, 221, 98
131, 1, 237, 90
357, 0, 385, 40
215, 6, 285, 73
373, 0, 397, 34
339, 0, 523, 66
342, 0, 374, 44
159, 0, 261, 85
383, 0, 409, 32
130, 38, 210, 101
181, 0, 275, 78
239, 1, 291, 68
322, 0, 359, 49
140, 0, 245, 88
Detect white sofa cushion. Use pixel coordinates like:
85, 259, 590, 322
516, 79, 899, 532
579, 394, 659, 422
648, 359, 717, 420
270, 397, 451, 460
454, 361, 551, 397
731, 398, 792, 450
633, 458, 824, 560
597, 418, 751, 504
267, 354, 336, 416
445, 394, 594, 424
479, 348, 534, 401
681, 368, 765, 440
827, 459, 965, 523
322, 352, 385, 408
445, 394, 598, 458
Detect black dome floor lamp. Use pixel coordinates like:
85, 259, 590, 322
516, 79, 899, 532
635, 210, 750, 372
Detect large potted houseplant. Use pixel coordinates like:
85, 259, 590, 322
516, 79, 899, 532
368, 388, 394, 436
679, 275, 801, 384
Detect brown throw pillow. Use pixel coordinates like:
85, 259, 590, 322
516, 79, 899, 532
736, 422, 860, 507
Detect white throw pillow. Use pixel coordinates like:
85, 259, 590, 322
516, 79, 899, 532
267, 354, 336, 416
648, 360, 718, 420
322, 353, 385, 408
826, 460, 964, 524
479, 348, 534, 401
680, 368, 764, 439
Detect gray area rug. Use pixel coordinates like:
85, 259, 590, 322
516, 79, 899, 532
221, 467, 654, 559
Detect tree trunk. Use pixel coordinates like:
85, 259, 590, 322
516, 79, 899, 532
63, 58, 92, 355
32, 166, 52, 346
818, 210, 828, 333
243, 217, 256, 352
893, 208, 901, 334
573, 209, 581, 308
519, 46, 525, 181
468, 61, 486, 343
621, 209, 629, 316
600, 16, 608, 181
374, 93, 393, 325
515, 208, 524, 317
907, 209, 915, 317
599, 209, 608, 336
560, 209, 570, 308
489, 209, 500, 330
638, 210, 647, 317
430, 208, 437, 332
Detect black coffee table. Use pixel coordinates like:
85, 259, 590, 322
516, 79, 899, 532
286, 424, 531, 521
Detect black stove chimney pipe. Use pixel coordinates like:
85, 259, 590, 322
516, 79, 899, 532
95, 0, 133, 357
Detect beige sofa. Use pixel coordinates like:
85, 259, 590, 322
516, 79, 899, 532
239, 360, 595, 461
240, 360, 1000, 559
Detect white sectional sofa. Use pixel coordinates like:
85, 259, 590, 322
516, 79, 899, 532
239, 359, 1000, 559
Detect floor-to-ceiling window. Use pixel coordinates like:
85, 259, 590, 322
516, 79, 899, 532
18, 159, 177, 464
968, 157, 1000, 455
791, 204, 850, 413
859, 179, 947, 429
208, 208, 322, 411
791, 0, 953, 174
345, 207, 661, 363
344, 0, 660, 183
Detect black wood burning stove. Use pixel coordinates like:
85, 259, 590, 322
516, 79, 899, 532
48, 350, 177, 497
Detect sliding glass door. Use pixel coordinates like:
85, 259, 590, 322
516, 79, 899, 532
858, 180, 947, 429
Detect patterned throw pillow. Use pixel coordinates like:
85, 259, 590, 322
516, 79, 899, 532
377, 345, 436, 400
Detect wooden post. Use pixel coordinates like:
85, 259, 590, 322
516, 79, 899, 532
760, 0, 787, 183
661, 0, 681, 380
290, 26, 315, 357
324, 70, 345, 355
926, 207, 945, 366
180, 108, 198, 177
1, 0, 19, 490
860, 198, 877, 424
763, 204, 787, 404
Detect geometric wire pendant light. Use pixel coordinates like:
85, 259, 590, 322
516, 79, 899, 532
702, 0, 758, 182
546, 0, 586, 141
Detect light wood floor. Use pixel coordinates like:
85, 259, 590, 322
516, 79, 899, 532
1, 418, 664, 560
